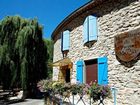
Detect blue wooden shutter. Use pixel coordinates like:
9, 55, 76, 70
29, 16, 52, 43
61, 33, 63, 51
76, 60, 84, 83
83, 17, 88, 44
62, 30, 70, 51
98, 57, 108, 85
89, 15, 97, 41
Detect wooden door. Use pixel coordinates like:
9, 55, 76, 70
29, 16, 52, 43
86, 60, 97, 84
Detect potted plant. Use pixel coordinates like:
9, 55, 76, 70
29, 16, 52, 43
89, 82, 111, 101
70, 84, 84, 95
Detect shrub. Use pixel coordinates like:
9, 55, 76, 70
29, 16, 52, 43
37, 80, 111, 101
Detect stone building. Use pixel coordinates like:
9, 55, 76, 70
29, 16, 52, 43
51, 0, 140, 105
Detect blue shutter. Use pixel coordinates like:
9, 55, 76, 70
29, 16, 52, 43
89, 15, 97, 41
98, 57, 108, 85
76, 60, 84, 83
83, 17, 88, 44
62, 30, 70, 51
61, 33, 63, 51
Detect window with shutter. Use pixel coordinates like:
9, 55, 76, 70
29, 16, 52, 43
83, 17, 88, 44
76, 60, 84, 83
62, 30, 70, 51
98, 57, 108, 85
89, 15, 97, 41
76, 57, 108, 85
83, 57, 108, 85
83, 15, 97, 44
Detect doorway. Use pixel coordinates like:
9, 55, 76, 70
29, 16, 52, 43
65, 68, 70, 83
59, 65, 71, 83
85, 59, 98, 84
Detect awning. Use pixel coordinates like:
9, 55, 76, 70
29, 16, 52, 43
53, 58, 72, 67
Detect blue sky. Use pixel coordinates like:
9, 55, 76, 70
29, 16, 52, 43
0, 0, 90, 38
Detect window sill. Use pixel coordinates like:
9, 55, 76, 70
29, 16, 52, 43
84, 40, 97, 47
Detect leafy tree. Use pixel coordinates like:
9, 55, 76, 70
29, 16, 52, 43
43, 39, 53, 78
0, 16, 48, 94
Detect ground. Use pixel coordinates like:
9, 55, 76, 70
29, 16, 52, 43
9, 99, 44, 105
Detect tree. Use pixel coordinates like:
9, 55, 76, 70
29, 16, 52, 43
44, 39, 53, 78
0, 16, 48, 94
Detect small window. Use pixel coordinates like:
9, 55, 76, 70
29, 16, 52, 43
83, 15, 97, 44
61, 30, 70, 51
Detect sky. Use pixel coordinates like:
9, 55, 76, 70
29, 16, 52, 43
0, 0, 90, 38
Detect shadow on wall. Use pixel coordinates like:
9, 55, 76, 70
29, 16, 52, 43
84, 40, 97, 48
116, 53, 140, 67
94, 0, 138, 17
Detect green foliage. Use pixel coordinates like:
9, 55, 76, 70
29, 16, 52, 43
0, 16, 49, 91
88, 82, 111, 101
38, 80, 111, 101
43, 39, 53, 78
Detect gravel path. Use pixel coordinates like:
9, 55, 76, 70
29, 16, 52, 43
9, 99, 44, 105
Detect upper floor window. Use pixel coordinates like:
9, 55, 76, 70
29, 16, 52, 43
83, 15, 97, 44
61, 30, 70, 51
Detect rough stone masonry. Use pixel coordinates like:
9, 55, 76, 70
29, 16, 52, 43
52, 0, 140, 104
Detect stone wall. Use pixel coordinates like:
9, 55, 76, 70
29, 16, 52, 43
53, 0, 140, 104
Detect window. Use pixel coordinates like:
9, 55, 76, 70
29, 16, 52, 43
76, 57, 108, 85
83, 15, 97, 44
61, 30, 70, 51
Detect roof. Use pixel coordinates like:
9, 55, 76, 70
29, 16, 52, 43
51, 0, 106, 40
53, 57, 72, 67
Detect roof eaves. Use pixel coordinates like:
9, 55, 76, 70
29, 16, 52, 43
51, 0, 105, 40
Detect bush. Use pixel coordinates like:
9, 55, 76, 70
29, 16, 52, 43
89, 82, 111, 101
37, 80, 111, 101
